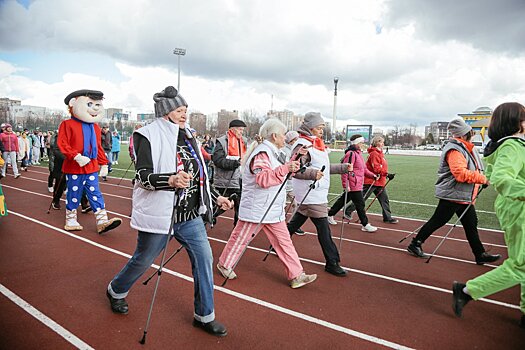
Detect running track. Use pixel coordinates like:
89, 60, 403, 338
0, 166, 523, 349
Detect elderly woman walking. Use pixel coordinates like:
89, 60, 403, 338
287, 112, 352, 277
217, 119, 317, 289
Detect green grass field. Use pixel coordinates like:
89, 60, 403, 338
69, 145, 501, 231
327, 152, 500, 231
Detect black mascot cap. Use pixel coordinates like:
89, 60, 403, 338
64, 89, 104, 105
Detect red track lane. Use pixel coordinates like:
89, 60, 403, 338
1, 168, 524, 349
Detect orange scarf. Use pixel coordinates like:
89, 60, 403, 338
299, 134, 326, 151
227, 129, 246, 157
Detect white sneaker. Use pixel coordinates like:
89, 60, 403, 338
361, 223, 377, 232
327, 216, 337, 225
48, 187, 54, 193
290, 272, 317, 289
217, 263, 237, 279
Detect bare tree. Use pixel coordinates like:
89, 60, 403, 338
241, 109, 265, 138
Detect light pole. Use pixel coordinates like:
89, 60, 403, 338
173, 48, 186, 91
332, 77, 339, 138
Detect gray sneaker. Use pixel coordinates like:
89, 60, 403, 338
290, 272, 317, 289
217, 263, 237, 279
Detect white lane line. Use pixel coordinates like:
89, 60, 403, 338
0, 284, 95, 350
1, 185, 130, 219
8, 210, 413, 350
2, 179, 506, 246
2, 184, 506, 267
23, 169, 134, 189
207, 237, 519, 311
327, 193, 497, 215
12, 170, 503, 228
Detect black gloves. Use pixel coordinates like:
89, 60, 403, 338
386, 173, 396, 180
482, 183, 489, 189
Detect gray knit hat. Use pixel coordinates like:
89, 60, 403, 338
285, 130, 299, 143
448, 118, 472, 137
153, 86, 187, 118
303, 112, 325, 129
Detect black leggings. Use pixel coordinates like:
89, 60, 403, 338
414, 199, 485, 258
287, 213, 340, 265
328, 191, 368, 226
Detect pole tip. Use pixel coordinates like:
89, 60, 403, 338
139, 332, 147, 344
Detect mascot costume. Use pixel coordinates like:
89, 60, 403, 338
58, 89, 122, 233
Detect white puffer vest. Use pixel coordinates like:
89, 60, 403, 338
130, 118, 212, 234
238, 141, 287, 224
291, 138, 330, 205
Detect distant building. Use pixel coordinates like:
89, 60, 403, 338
136, 113, 155, 122
0, 97, 22, 124
458, 106, 492, 141
105, 108, 129, 121
427, 121, 450, 143
267, 110, 304, 131
217, 109, 239, 135
189, 112, 207, 134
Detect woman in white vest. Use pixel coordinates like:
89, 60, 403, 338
217, 119, 317, 289
106, 86, 233, 337
287, 112, 352, 277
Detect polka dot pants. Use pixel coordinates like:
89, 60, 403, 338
65, 173, 105, 212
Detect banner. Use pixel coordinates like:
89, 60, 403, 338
345, 125, 373, 144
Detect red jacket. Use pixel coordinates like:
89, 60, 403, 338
58, 119, 108, 174
364, 146, 388, 186
0, 132, 19, 152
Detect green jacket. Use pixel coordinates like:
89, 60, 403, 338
484, 137, 525, 235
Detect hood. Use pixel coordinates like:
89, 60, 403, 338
367, 146, 381, 155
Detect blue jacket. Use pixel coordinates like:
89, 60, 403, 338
111, 133, 120, 152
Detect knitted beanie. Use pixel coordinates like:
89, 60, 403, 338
153, 86, 187, 118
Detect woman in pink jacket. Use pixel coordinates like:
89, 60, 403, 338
328, 135, 378, 232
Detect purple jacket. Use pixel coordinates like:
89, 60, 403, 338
341, 147, 376, 191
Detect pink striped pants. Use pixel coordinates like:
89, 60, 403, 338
218, 220, 303, 280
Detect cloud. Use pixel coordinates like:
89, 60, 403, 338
1, 0, 525, 133
383, 0, 525, 54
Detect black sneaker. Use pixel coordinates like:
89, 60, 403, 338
452, 281, 472, 317
81, 206, 92, 214
407, 239, 427, 258
325, 262, 347, 277
106, 290, 129, 314
383, 218, 399, 224
475, 252, 502, 265
295, 228, 306, 236
51, 202, 61, 210
192, 319, 227, 337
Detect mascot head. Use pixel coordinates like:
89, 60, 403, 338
64, 89, 104, 124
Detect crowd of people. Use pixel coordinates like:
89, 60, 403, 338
1, 90, 523, 337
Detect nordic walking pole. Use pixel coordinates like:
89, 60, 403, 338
338, 186, 349, 251
142, 244, 185, 286
140, 190, 185, 345
262, 164, 325, 262
117, 161, 134, 186
364, 175, 394, 212
425, 186, 486, 264
144, 192, 238, 284
398, 223, 425, 243
346, 178, 376, 221
47, 173, 65, 214
220, 164, 312, 287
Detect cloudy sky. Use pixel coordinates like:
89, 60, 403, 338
1, 0, 525, 132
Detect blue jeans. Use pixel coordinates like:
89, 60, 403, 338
109, 216, 215, 322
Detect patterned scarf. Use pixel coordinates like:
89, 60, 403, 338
72, 117, 98, 159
